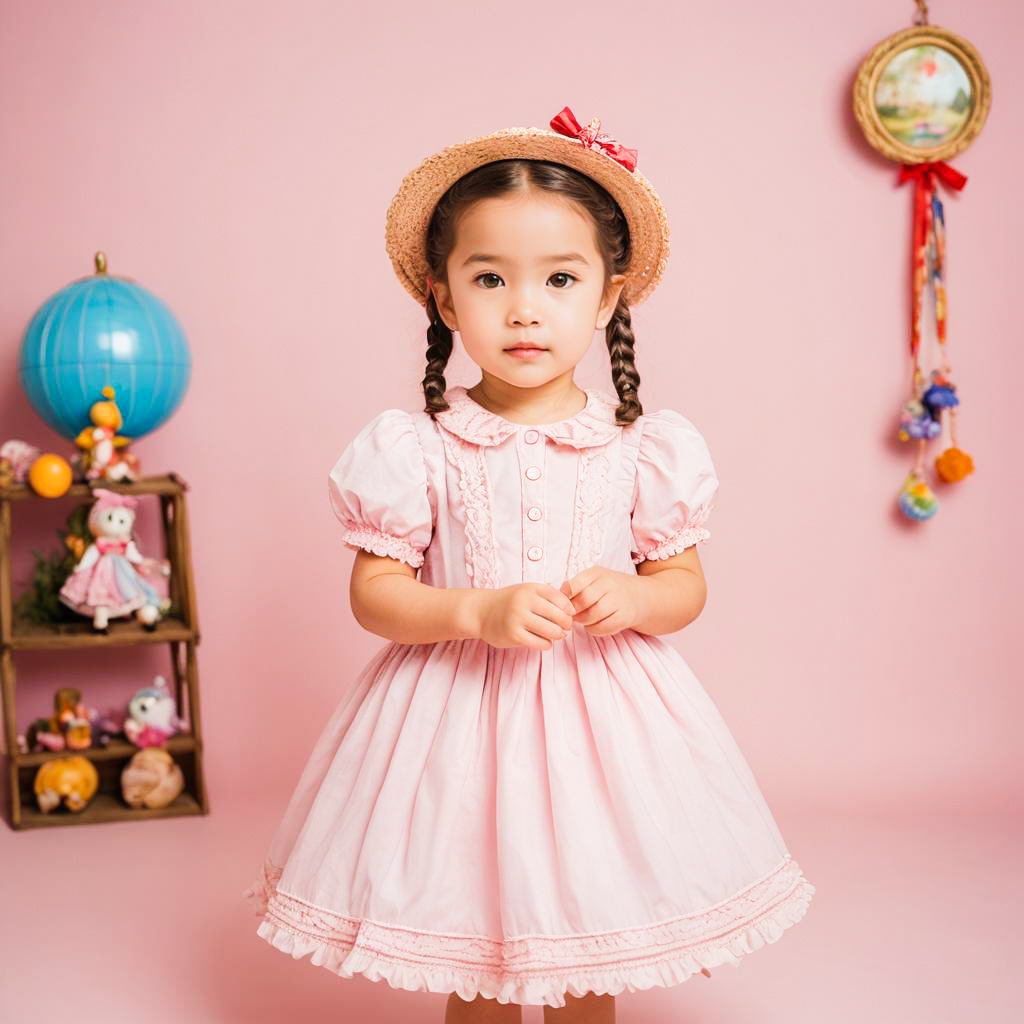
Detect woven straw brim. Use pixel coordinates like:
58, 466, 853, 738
384, 126, 670, 308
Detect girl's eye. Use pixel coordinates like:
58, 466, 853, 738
472, 272, 578, 289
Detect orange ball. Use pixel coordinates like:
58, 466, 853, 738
28, 454, 73, 497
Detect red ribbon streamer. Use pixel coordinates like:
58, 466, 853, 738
550, 106, 638, 172
897, 161, 967, 359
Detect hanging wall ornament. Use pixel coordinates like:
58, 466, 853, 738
852, 1, 991, 523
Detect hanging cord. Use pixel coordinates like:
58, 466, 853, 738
909, 174, 934, 476
913, 1, 929, 26
896, 157, 975, 516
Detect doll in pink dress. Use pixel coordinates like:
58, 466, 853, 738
59, 489, 171, 631
244, 108, 815, 1017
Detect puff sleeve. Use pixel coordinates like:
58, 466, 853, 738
630, 409, 720, 564
327, 409, 434, 569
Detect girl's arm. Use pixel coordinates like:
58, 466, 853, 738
630, 545, 708, 636
349, 550, 484, 645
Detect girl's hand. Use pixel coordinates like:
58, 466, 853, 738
559, 566, 643, 637
474, 583, 576, 651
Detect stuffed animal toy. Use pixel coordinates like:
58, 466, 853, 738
123, 675, 187, 748
120, 747, 184, 809
34, 755, 99, 813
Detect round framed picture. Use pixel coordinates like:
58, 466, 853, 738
853, 24, 991, 164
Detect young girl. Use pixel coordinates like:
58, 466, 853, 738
244, 105, 815, 1022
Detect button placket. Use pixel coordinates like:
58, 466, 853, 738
519, 427, 546, 579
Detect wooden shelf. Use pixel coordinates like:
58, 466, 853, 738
16, 733, 199, 767
1, 472, 209, 830
0, 472, 188, 502
9, 614, 198, 650
14, 790, 204, 830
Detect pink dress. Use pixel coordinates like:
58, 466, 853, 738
59, 536, 163, 616
243, 384, 815, 1008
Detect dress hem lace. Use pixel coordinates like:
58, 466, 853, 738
241, 854, 815, 1008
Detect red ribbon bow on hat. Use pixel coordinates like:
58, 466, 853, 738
550, 106, 638, 172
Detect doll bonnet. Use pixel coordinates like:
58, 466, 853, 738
384, 105, 671, 308
88, 488, 138, 532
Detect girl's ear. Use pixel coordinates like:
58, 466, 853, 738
431, 279, 458, 332
599, 274, 627, 326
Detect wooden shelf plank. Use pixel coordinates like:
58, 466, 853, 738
14, 790, 204, 830
16, 733, 198, 766
0, 473, 188, 502
8, 614, 197, 650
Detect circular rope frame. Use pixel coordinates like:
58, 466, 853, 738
852, 24, 991, 165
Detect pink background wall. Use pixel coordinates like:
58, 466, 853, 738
1, 1, 1020, 1021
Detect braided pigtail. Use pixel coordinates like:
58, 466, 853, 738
422, 291, 454, 416
605, 298, 642, 424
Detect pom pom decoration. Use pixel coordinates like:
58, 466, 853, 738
897, 471, 939, 521
935, 445, 974, 483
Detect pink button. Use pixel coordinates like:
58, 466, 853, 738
527, 506, 542, 521
524, 429, 540, 444
527, 546, 543, 560
525, 466, 541, 480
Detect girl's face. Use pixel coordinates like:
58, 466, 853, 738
431, 190, 626, 396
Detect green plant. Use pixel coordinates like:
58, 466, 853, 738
14, 503, 93, 625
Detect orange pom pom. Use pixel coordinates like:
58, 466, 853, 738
935, 446, 975, 483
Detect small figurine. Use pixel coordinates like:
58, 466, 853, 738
54, 686, 93, 751
58, 488, 171, 631
0, 438, 42, 486
34, 755, 99, 813
89, 707, 127, 748
123, 675, 187, 748
25, 686, 95, 752
73, 386, 140, 482
25, 719, 67, 752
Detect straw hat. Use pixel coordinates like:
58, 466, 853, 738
384, 106, 670, 309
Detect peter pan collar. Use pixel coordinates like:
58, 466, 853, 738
435, 384, 623, 449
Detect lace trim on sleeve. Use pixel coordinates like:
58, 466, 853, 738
340, 519, 425, 568
632, 522, 711, 564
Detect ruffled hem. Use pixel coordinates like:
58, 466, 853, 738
242, 855, 815, 1008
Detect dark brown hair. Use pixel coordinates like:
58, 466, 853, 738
421, 159, 642, 424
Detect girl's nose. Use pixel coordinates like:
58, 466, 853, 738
507, 303, 541, 327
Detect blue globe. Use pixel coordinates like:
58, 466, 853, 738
18, 252, 191, 441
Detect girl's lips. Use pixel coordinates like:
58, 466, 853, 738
504, 346, 548, 360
